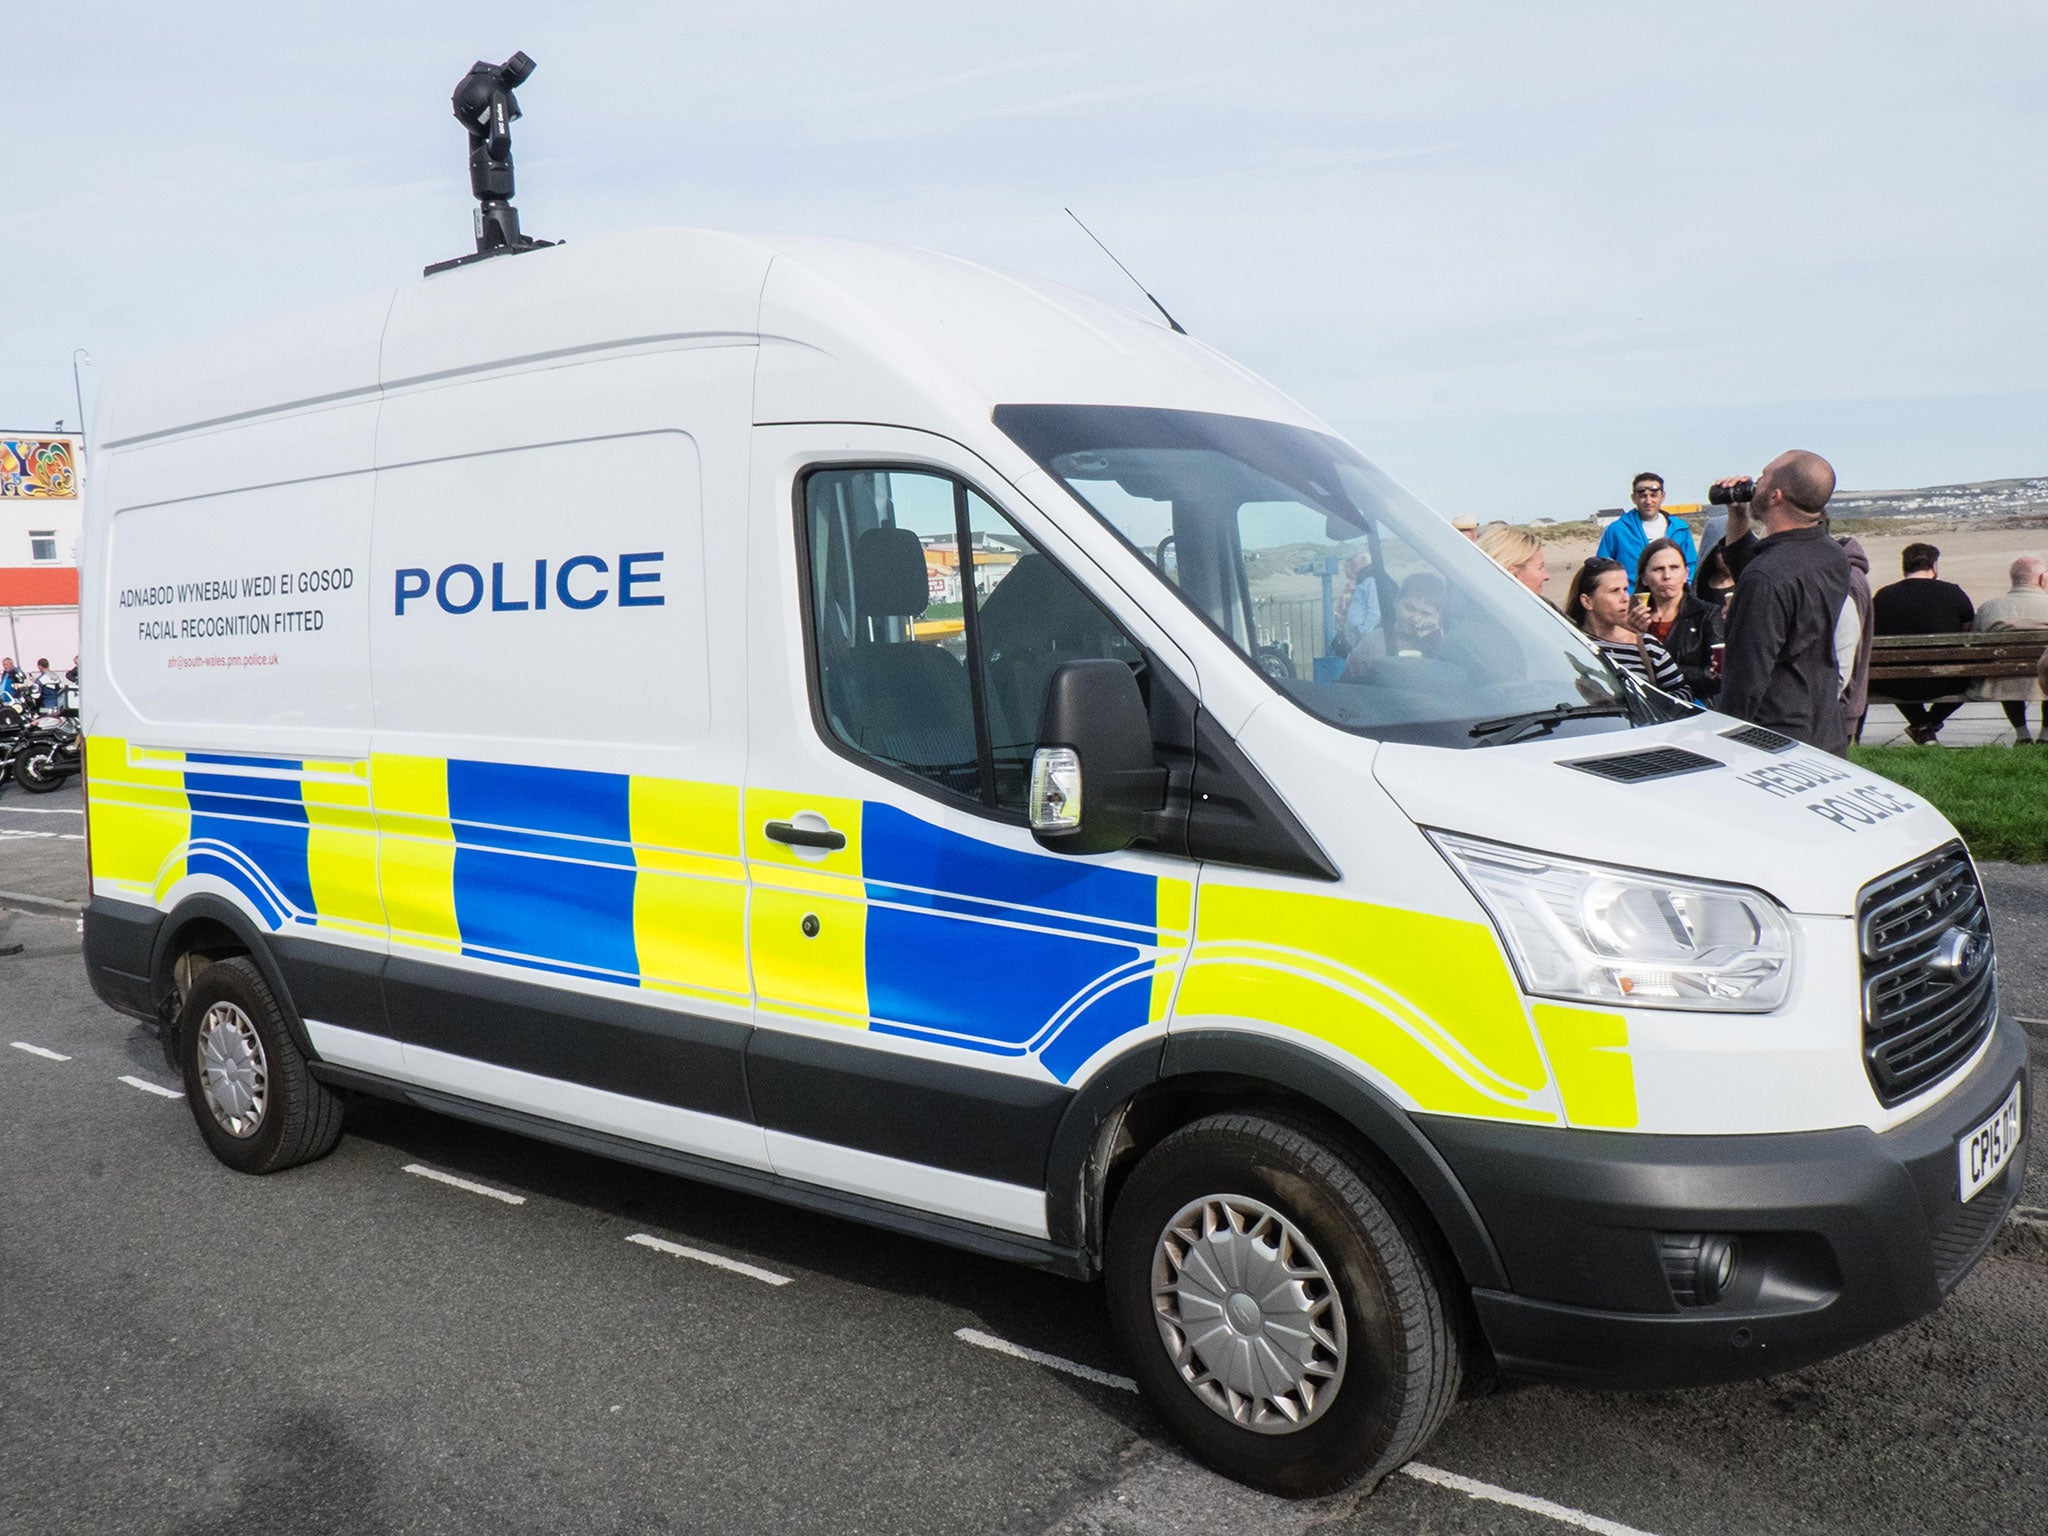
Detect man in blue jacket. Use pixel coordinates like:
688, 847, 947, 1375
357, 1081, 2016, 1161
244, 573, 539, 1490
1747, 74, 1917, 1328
1596, 472, 1699, 589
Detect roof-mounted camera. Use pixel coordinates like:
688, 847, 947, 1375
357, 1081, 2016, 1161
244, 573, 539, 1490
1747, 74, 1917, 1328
426, 50, 557, 276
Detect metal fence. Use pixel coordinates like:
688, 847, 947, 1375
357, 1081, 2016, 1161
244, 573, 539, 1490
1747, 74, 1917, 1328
1251, 597, 1330, 680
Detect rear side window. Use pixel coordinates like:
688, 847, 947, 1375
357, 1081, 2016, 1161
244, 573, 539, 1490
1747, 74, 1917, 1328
801, 467, 1142, 814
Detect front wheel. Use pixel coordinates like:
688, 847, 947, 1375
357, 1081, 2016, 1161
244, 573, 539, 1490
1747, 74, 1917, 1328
175, 955, 344, 1174
17, 746, 68, 792
1105, 1113, 1462, 1496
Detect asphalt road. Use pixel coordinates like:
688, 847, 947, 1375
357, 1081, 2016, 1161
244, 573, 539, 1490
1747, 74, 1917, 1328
3, 779, 2045, 1536
0, 775, 88, 905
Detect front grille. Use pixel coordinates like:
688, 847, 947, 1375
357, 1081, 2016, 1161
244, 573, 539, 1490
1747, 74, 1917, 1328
1857, 843, 1997, 1106
1563, 747, 1723, 784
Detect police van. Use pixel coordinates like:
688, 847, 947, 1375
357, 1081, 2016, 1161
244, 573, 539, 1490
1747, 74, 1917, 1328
80, 228, 2027, 1495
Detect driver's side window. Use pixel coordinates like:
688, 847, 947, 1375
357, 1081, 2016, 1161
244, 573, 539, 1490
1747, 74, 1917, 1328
801, 467, 1142, 815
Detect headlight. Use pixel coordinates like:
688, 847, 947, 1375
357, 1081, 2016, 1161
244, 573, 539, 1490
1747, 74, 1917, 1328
1430, 832, 1792, 1012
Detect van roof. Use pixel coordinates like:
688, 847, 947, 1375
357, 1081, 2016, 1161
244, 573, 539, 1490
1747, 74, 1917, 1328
100, 228, 1325, 449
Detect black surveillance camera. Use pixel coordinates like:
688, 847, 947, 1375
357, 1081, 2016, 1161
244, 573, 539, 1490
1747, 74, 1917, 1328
497, 51, 537, 89
428, 50, 555, 275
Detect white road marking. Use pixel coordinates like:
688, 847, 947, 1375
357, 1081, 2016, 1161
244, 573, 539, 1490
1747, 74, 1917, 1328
0, 805, 84, 814
11, 1041, 71, 1061
1401, 1462, 1665, 1536
1041, 1446, 1359, 1534
953, 1328, 1138, 1392
401, 1163, 527, 1205
120, 1074, 184, 1099
0, 829, 85, 841
626, 1232, 793, 1287
959, 1328, 1665, 1536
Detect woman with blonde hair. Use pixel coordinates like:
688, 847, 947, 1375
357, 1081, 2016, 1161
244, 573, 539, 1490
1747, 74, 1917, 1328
1475, 523, 1548, 597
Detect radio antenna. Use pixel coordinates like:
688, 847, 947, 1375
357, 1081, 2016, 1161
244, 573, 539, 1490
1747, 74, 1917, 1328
1064, 208, 1187, 335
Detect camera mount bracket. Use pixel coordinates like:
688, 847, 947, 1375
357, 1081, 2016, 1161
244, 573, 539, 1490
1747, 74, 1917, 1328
426, 51, 557, 277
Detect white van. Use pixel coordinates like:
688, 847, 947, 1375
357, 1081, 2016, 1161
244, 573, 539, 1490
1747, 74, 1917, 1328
80, 230, 2026, 1495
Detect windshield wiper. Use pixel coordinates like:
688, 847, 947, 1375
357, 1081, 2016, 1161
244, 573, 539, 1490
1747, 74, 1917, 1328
1468, 702, 1631, 744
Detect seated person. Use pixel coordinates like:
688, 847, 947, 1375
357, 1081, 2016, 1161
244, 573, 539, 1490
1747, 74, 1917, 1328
1342, 572, 1447, 679
1388, 572, 1447, 657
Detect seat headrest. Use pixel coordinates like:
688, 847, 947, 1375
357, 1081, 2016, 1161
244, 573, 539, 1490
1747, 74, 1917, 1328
976, 552, 1102, 643
854, 526, 932, 620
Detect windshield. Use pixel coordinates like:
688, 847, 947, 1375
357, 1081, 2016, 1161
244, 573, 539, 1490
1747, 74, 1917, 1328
995, 404, 1653, 748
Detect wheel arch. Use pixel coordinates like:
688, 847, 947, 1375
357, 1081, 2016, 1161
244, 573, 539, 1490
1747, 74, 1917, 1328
148, 896, 317, 1066
1046, 1030, 1509, 1292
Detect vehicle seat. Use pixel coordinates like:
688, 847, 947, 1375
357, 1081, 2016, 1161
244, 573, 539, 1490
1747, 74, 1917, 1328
974, 552, 1127, 754
820, 526, 978, 792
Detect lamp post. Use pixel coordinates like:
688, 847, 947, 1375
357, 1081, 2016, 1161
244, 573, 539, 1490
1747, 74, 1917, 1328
71, 349, 91, 447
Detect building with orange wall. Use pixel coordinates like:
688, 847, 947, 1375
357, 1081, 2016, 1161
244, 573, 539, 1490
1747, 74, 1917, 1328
1, 434, 83, 666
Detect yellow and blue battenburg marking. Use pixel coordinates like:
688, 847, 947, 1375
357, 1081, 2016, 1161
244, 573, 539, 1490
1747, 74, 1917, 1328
86, 739, 750, 1000
183, 752, 319, 928
848, 801, 1184, 1082
84, 738, 1184, 1082
85, 738, 1606, 1116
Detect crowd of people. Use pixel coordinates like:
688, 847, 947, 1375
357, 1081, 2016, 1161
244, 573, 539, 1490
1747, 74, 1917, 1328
1470, 455, 2048, 755
0, 656, 74, 712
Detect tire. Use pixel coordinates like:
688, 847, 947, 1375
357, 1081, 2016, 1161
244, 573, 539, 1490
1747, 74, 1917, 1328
175, 955, 344, 1174
1105, 1112, 1462, 1496
1253, 645, 1296, 682
17, 747, 66, 792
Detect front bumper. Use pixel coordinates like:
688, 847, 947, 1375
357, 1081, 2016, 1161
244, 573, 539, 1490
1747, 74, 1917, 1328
1418, 1011, 2030, 1389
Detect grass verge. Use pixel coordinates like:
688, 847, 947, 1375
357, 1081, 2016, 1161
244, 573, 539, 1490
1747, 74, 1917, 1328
1849, 744, 2048, 863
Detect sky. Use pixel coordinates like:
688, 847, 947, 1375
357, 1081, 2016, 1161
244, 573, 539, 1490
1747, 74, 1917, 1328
7, 1, 2044, 522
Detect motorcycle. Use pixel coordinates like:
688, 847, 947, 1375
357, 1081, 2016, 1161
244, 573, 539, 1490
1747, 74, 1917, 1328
0, 721, 30, 792
14, 685, 81, 794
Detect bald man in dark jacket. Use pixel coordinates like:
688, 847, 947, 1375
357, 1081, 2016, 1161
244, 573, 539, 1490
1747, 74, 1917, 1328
1713, 451, 1853, 755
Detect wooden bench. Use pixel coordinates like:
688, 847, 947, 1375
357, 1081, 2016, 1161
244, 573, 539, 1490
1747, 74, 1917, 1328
1867, 630, 2048, 700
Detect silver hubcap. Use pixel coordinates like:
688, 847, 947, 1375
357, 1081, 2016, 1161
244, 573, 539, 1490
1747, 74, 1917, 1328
1151, 1195, 1346, 1433
197, 1002, 268, 1138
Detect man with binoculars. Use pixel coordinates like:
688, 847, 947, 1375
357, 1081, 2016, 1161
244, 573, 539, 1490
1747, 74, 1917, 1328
1708, 450, 1857, 755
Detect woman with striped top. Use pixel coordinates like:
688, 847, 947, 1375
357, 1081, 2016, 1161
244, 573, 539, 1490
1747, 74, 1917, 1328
1565, 557, 1694, 702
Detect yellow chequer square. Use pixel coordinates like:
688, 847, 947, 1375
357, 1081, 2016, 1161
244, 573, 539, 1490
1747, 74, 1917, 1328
631, 775, 747, 999
84, 736, 189, 895
744, 787, 867, 1027
304, 767, 383, 934
371, 754, 459, 954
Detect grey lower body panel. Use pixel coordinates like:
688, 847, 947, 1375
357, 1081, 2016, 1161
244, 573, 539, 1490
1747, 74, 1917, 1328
1418, 1013, 2030, 1389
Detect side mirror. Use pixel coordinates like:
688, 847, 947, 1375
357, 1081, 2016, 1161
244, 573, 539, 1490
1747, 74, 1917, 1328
1029, 660, 1166, 855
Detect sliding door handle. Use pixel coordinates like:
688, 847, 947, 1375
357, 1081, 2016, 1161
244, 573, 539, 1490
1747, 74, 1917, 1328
764, 820, 846, 851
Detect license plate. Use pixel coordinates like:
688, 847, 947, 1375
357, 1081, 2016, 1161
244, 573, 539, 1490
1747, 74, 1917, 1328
1958, 1082, 2023, 1204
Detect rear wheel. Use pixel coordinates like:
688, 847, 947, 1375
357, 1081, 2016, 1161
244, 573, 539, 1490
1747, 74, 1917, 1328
1105, 1112, 1461, 1496
175, 956, 344, 1174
